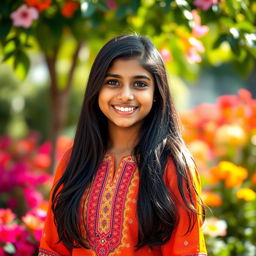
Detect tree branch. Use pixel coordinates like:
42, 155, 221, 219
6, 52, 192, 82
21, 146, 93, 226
64, 41, 83, 93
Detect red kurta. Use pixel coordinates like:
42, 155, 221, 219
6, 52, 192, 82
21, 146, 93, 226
39, 150, 207, 256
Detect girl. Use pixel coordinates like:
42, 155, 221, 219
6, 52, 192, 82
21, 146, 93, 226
39, 35, 207, 256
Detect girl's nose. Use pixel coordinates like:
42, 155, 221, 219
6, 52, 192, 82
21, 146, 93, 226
117, 86, 134, 101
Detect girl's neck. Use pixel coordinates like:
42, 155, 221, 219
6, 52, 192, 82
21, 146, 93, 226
107, 123, 140, 156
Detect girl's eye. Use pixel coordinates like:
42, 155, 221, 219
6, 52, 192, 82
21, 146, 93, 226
105, 79, 119, 86
134, 81, 148, 88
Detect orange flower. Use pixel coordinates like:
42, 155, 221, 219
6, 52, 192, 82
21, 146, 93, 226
61, 1, 79, 18
25, 0, 51, 12
210, 161, 248, 188
252, 173, 256, 185
22, 213, 44, 230
236, 188, 256, 201
202, 191, 222, 207
0, 209, 16, 224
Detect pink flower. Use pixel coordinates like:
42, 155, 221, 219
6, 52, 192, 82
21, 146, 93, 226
193, 0, 218, 10
24, 188, 43, 209
0, 135, 11, 150
0, 225, 17, 243
38, 142, 51, 155
193, 24, 209, 37
192, 10, 209, 37
160, 48, 172, 62
14, 240, 35, 256
238, 88, 252, 102
189, 37, 205, 52
106, 0, 117, 10
186, 47, 202, 63
217, 95, 239, 109
0, 246, 6, 256
10, 4, 38, 28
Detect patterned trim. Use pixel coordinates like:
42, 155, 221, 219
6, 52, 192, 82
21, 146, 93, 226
85, 155, 137, 256
38, 248, 62, 256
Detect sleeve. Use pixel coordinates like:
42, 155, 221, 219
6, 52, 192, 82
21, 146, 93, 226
161, 158, 207, 256
39, 149, 72, 256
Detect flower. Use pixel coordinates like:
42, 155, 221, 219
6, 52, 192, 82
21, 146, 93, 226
159, 48, 172, 62
33, 153, 51, 170
193, 0, 218, 10
106, 0, 117, 10
252, 173, 256, 185
10, 4, 38, 28
186, 47, 202, 63
210, 161, 248, 187
24, 188, 43, 209
215, 124, 248, 148
204, 217, 227, 237
202, 191, 222, 207
61, 1, 79, 18
25, 0, 51, 12
188, 140, 210, 163
236, 188, 256, 201
192, 10, 209, 37
185, 37, 205, 63
0, 209, 16, 224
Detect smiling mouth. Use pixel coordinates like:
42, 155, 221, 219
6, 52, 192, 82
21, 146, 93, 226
112, 105, 138, 113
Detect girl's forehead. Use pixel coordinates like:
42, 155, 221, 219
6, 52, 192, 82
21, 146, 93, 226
107, 58, 153, 78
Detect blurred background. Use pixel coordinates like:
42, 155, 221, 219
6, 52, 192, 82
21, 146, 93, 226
0, 0, 255, 255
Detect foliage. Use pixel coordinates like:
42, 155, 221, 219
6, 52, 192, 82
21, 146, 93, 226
0, 0, 255, 80
181, 89, 256, 255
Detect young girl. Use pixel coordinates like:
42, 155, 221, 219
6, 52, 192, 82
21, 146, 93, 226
39, 35, 207, 256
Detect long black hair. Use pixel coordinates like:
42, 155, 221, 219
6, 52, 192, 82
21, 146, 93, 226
52, 35, 204, 250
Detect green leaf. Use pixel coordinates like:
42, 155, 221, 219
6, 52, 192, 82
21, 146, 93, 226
14, 50, 30, 79
98, 0, 109, 12
213, 34, 228, 49
81, 0, 95, 18
115, 4, 129, 20
2, 50, 15, 62
0, 18, 12, 40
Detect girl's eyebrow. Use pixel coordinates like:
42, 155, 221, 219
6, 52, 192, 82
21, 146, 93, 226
105, 73, 151, 81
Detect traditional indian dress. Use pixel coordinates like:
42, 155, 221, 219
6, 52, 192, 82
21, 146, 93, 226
39, 149, 207, 256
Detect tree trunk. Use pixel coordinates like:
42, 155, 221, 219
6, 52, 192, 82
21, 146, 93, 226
45, 42, 83, 174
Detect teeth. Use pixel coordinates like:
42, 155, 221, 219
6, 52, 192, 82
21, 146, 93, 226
114, 106, 136, 112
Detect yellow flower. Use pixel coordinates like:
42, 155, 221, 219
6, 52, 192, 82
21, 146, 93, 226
210, 161, 248, 188
188, 140, 210, 163
215, 124, 248, 147
236, 188, 256, 201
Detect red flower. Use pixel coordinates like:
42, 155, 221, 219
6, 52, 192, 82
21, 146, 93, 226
61, 1, 79, 18
24, 0, 51, 12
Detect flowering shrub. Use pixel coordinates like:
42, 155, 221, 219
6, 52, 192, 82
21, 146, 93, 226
182, 89, 256, 255
0, 133, 72, 255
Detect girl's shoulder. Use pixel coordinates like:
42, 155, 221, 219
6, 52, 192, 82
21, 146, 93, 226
53, 147, 73, 182
164, 155, 201, 194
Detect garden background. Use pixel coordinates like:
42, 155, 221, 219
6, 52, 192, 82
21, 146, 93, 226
0, 0, 255, 255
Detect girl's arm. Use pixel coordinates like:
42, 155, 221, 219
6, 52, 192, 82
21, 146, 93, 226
39, 149, 72, 256
161, 158, 207, 256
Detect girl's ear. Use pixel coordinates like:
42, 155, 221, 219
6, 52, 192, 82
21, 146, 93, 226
153, 97, 157, 102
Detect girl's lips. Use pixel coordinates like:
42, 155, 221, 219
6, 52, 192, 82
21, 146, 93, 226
111, 105, 138, 115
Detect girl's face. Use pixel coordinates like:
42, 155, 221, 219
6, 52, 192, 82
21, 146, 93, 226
98, 58, 155, 130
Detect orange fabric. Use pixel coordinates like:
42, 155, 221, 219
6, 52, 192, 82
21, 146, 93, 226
39, 151, 207, 256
